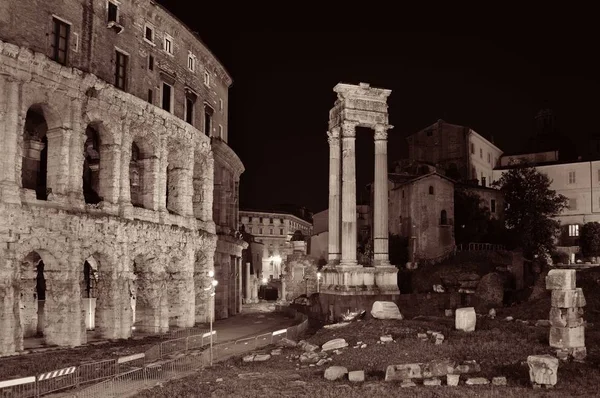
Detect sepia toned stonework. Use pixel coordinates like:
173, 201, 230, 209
320, 82, 399, 319
0, 0, 244, 357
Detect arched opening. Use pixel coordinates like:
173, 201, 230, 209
81, 256, 99, 334
82, 125, 102, 204
22, 106, 49, 200
19, 252, 47, 343
428, 186, 434, 195
440, 210, 448, 225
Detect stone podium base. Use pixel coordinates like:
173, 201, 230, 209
317, 265, 400, 322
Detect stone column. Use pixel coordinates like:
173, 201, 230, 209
373, 124, 392, 266
340, 121, 358, 267
44, 271, 84, 347
46, 127, 72, 198
0, 78, 21, 203
244, 262, 251, 303
167, 270, 195, 328
237, 258, 243, 312
327, 127, 342, 264
98, 144, 122, 204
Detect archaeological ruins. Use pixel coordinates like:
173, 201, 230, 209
0, 0, 245, 357
320, 82, 400, 318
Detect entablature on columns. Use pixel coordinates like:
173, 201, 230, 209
328, 83, 392, 131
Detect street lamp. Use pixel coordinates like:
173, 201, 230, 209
204, 270, 218, 366
317, 272, 322, 293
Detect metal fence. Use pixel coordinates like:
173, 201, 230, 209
0, 307, 308, 398
456, 242, 505, 252
0, 328, 212, 398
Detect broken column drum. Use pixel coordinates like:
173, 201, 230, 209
321, 83, 400, 319
545, 269, 586, 360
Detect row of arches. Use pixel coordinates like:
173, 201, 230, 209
20, 104, 209, 217
11, 247, 209, 351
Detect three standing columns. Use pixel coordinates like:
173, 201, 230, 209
327, 122, 392, 267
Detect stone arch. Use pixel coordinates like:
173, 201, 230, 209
82, 119, 121, 205
129, 135, 160, 210
166, 139, 193, 216
130, 253, 169, 334
20, 103, 62, 200
78, 248, 122, 338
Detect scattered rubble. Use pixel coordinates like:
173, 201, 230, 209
324, 366, 348, 381
371, 301, 403, 320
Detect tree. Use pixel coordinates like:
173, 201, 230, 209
492, 165, 567, 259
454, 188, 492, 244
580, 222, 600, 257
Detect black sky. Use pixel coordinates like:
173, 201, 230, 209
154, 3, 599, 214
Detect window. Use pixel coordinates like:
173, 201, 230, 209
249, 226, 253, 233
163, 34, 173, 55
144, 24, 154, 43
249, 216, 253, 222
259, 217, 263, 223
270, 218, 273, 224
219, 98, 223, 112
491, 199, 496, 213
426, 129, 433, 137
185, 93, 197, 125
428, 186, 434, 195
568, 198, 577, 210
280, 218, 284, 223
204, 104, 214, 135
569, 224, 579, 237
487, 153, 491, 163
440, 210, 448, 225
481, 176, 486, 187
115, 50, 128, 90
107, 1, 119, 23
148, 55, 154, 71
259, 228, 263, 234
147, 89, 153, 104
480, 148, 483, 158
187, 53, 196, 71
270, 228, 273, 235
204, 70, 210, 86
51, 17, 70, 65
568, 171, 576, 184
280, 228, 284, 235
470, 143, 474, 154
218, 125, 223, 139
598, 169, 600, 182
161, 82, 173, 113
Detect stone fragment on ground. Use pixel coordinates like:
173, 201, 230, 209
492, 376, 507, 386
324, 366, 348, 381
424, 377, 442, 386
324, 322, 351, 329
489, 308, 496, 319
290, 380, 307, 386
380, 335, 393, 342
446, 374, 460, 386
238, 372, 266, 380
445, 309, 453, 317
371, 301, 403, 320
385, 358, 476, 382
536, 319, 551, 327
271, 348, 282, 356
322, 338, 348, 351
527, 354, 559, 386
278, 338, 298, 347
348, 370, 365, 382
466, 377, 489, 385
400, 380, 416, 387
455, 307, 476, 332
505, 316, 514, 321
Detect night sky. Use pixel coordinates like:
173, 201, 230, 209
154, 3, 598, 214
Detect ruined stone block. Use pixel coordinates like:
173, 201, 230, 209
348, 370, 365, 382
446, 374, 460, 386
571, 346, 587, 361
448, 360, 481, 375
549, 326, 585, 349
465, 377, 489, 385
423, 359, 455, 378
551, 288, 586, 308
385, 363, 422, 381
549, 307, 584, 327
455, 307, 476, 332
423, 378, 442, 386
527, 355, 558, 386
546, 269, 576, 290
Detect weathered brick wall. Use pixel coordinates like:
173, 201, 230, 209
282, 254, 318, 302
0, 0, 230, 140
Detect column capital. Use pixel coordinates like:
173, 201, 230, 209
327, 128, 340, 145
374, 124, 393, 141
341, 121, 358, 137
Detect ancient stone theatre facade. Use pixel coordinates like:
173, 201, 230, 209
0, 0, 244, 356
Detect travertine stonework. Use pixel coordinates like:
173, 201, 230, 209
0, 39, 219, 356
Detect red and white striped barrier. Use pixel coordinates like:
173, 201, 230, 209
38, 366, 76, 380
